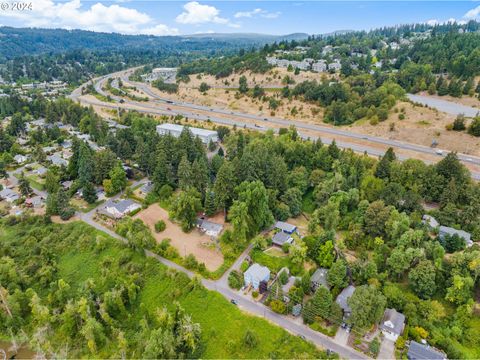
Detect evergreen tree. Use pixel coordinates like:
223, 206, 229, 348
83, 182, 98, 204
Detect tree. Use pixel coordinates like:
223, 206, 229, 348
18, 173, 33, 197
468, 117, 480, 137
288, 239, 307, 268
364, 200, 391, 237
177, 155, 193, 190
228, 200, 250, 242
348, 285, 386, 331
408, 260, 437, 299
109, 164, 127, 195
239, 75, 248, 94
204, 189, 216, 217
452, 114, 466, 131
44, 168, 60, 194
199, 82, 210, 93
375, 147, 396, 179
328, 260, 348, 290
169, 187, 202, 231
317, 241, 335, 268
445, 275, 474, 305
78, 142, 94, 186
213, 161, 236, 213
281, 187, 303, 217
83, 182, 98, 204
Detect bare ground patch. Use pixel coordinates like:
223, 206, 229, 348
134, 204, 224, 271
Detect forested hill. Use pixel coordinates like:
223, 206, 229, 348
0, 27, 307, 61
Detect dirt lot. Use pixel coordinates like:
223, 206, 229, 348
134, 204, 224, 271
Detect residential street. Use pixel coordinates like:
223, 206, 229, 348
73, 191, 369, 360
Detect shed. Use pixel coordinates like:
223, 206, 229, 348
244, 264, 270, 290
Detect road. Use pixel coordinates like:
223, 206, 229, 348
36, 174, 366, 359
70, 69, 480, 180
407, 93, 480, 118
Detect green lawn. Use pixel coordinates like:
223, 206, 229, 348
3, 219, 324, 359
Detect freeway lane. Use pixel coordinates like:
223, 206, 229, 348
70, 69, 480, 180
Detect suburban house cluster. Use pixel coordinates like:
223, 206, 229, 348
142, 67, 177, 83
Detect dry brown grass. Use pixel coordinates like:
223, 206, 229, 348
134, 204, 224, 271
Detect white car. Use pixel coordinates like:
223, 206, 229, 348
436, 149, 443, 156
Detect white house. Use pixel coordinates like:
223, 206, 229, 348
99, 199, 141, 219
156, 123, 218, 144
379, 308, 405, 342
196, 218, 223, 237
244, 264, 270, 290
13, 154, 28, 164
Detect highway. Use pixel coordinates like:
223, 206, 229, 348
70, 69, 480, 180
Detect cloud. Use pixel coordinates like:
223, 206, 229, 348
234, 8, 281, 19
0, 0, 179, 35
464, 5, 480, 20
176, 1, 228, 25
426, 19, 439, 26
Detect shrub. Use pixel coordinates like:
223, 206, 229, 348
270, 299, 286, 314
155, 220, 166, 233
243, 329, 259, 348
158, 184, 173, 200
228, 270, 243, 290
398, 113, 405, 120
369, 337, 380, 356
240, 260, 249, 272
252, 291, 259, 298
184, 254, 199, 270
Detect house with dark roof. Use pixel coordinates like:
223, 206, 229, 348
0, 188, 20, 203
407, 341, 446, 360
335, 285, 356, 319
379, 308, 405, 341
274, 221, 297, 234
311, 268, 330, 291
272, 231, 294, 247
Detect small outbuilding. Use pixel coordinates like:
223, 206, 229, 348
244, 263, 270, 290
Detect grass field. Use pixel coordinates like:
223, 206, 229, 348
2, 219, 324, 359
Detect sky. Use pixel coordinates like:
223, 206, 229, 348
0, 0, 479, 36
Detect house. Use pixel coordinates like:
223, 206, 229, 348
272, 231, 294, 247
13, 154, 28, 164
34, 166, 48, 177
311, 268, 330, 291
99, 199, 142, 219
439, 226, 473, 248
156, 123, 218, 144
312, 60, 327, 72
244, 263, 270, 290
139, 181, 154, 195
196, 218, 223, 237
47, 154, 68, 167
25, 195, 44, 208
274, 221, 297, 234
61, 180, 73, 190
379, 308, 405, 342
335, 285, 356, 319
407, 341, 446, 360
422, 215, 439, 229
0, 188, 20, 203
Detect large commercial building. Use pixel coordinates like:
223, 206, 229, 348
156, 123, 218, 144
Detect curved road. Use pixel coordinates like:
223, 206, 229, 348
70, 70, 480, 180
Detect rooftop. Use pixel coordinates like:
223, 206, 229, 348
272, 231, 293, 246
380, 308, 405, 336
335, 285, 356, 313
274, 221, 297, 233
407, 341, 446, 360
244, 263, 270, 281
156, 123, 217, 138
311, 268, 330, 289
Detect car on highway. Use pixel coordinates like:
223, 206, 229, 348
263, 118, 268, 121
166, 107, 172, 111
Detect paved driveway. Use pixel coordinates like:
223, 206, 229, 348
378, 338, 395, 360
334, 327, 350, 347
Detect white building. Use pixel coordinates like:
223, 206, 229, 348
379, 308, 405, 342
13, 154, 28, 164
156, 123, 218, 144
244, 263, 270, 290
312, 60, 327, 72
142, 68, 177, 83
99, 199, 141, 219
328, 60, 342, 72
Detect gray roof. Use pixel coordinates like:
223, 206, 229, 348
140, 182, 154, 193
274, 221, 297, 233
311, 268, 330, 289
272, 231, 293, 246
47, 154, 68, 166
380, 308, 405, 336
197, 219, 223, 233
0, 188, 19, 199
439, 226, 471, 242
336, 285, 356, 313
422, 215, 439, 228
244, 263, 270, 281
107, 199, 139, 213
407, 341, 446, 360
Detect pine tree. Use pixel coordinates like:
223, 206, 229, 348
204, 189, 216, 216
83, 182, 98, 204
